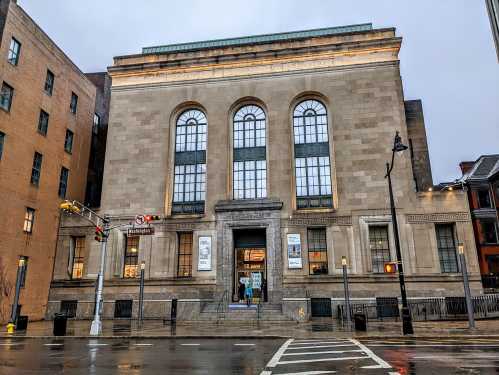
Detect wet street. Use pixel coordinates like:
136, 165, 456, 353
1, 336, 499, 374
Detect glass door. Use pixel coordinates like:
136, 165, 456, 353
234, 248, 266, 302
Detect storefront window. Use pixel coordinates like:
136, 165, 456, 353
123, 236, 139, 278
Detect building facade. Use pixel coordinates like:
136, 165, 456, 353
0, 0, 97, 322
48, 24, 480, 321
460, 155, 499, 291
487, 0, 499, 61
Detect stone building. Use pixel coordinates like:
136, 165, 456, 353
460, 155, 499, 291
487, 0, 499, 61
0, 0, 97, 321
48, 24, 481, 321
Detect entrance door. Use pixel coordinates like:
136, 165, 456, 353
233, 229, 267, 303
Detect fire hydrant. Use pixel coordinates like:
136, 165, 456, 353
6, 322, 15, 334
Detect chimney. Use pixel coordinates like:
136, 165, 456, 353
459, 161, 475, 175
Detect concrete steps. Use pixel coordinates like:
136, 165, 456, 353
198, 302, 294, 322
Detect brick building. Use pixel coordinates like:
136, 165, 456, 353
0, 0, 98, 322
460, 155, 499, 291
49, 24, 480, 321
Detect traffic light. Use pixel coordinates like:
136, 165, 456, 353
94, 226, 106, 242
144, 215, 161, 223
60, 201, 81, 214
384, 262, 397, 274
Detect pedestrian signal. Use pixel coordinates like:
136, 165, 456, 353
94, 226, 106, 242
384, 262, 397, 274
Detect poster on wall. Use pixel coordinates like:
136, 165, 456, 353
198, 236, 212, 271
287, 233, 302, 269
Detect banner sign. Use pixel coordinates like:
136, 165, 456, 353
198, 236, 212, 271
287, 233, 302, 269
128, 227, 154, 236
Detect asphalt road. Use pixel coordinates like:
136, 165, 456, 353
1, 337, 499, 374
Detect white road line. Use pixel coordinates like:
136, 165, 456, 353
134, 343, 153, 346
44, 343, 64, 346
263, 338, 294, 368
277, 356, 367, 365
367, 344, 499, 347
414, 355, 499, 360
287, 344, 355, 350
282, 349, 364, 356
289, 341, 346, 346
388, 372, 401, 375
87, 343, 108, 347
181, 343, 200, 346
350, 339, 391, 369
273, 371, 336, 375
0, 343, 23, 346
234, 343, 255, 346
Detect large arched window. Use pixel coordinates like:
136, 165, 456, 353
172, 109, 206, 214
293, 99, 332, 208
233, 105, 266, 199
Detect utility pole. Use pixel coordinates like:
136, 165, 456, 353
10, 257, 26, 325
458, 242, 475, 329
341, 256, 351, 328
138, 261, 145, 326
90, 217, 109, 336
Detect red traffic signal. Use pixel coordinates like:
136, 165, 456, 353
144, 215, 161, 223
384, 262, 397, 274
94, 226, 106, 242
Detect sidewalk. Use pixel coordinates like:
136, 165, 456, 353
3, 319, 499, 339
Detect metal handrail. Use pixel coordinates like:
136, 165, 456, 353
216, 290, 228, 323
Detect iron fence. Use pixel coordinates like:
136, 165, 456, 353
337, 294, 499, 323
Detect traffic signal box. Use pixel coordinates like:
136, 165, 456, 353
384, 262, 397, 274
94, 226, 108, 242
144, 215, 161, 223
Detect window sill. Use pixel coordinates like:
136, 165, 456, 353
292, 207, 336, 214
44, 90, 53, 97
64, 150, 72, 155
0, 106, 11, 114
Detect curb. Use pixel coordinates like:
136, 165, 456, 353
2, 334, 499, 340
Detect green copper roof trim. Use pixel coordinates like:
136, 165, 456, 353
142, 23, 373, 54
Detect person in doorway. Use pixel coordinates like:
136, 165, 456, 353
238, 280, 245, 303
245, 278, 253, 306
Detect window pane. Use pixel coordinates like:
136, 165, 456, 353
23, 208, 35, 233
124, 236, 139, 278
72, 237, 85, 279
70, 93, 78, 114
233, 105, 266, 149
0, 82, 14, 112
308, 228, 328, 275
45, 70, 54, 95
30, 152, 43, 186
369, 225, 391, 273
176, 109, 207, 152
38, 110, 49, 136
58, 167, 69, 198
435, 224, 458, 273
8, 38, 21, 65
0, 132, 4, 160
177, 233, 193, 277
65, 130, 73, 153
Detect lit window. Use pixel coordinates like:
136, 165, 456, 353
8, 38, 21, 65
233, 105, 266, 199
177, 233, 193, 277
23, 208, 35, 233
435, 224, 458, 273
44, 70, 54, 95
172, 109, 206, 214
58, 167, 69, 198
64, 129, 73, 153
30, 152, 43, 186
369, 225, 391, 273
71, 237, 85, 279
308, 228, 328, 275
37, 110, 49, 136
70, 92, 78, 114
0, 82, 14, 112
293, 100, 332, 209
123, 236, 139, 278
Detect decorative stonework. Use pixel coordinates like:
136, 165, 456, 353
288, 216, 352, 226
406, 212, 470, 224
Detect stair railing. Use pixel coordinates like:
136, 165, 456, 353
216, 290, 228, 323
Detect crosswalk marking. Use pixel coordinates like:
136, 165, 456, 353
287, 344, 355, 350
234, 343, 256, 346
181, 343, 200, 346
282, 349, 364, 356
260, 338, 393, 375
134, 343, 153, 346
44, 343, 64, 346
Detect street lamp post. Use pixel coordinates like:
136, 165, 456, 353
458, 242, 475, 329
385, 131, 414, 335
341, 256, 351, 328
10, 257, 26, 325
90, 218, 110, 336
138, 261, 146, 325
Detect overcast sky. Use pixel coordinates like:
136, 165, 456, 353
18, 0, 499, 183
